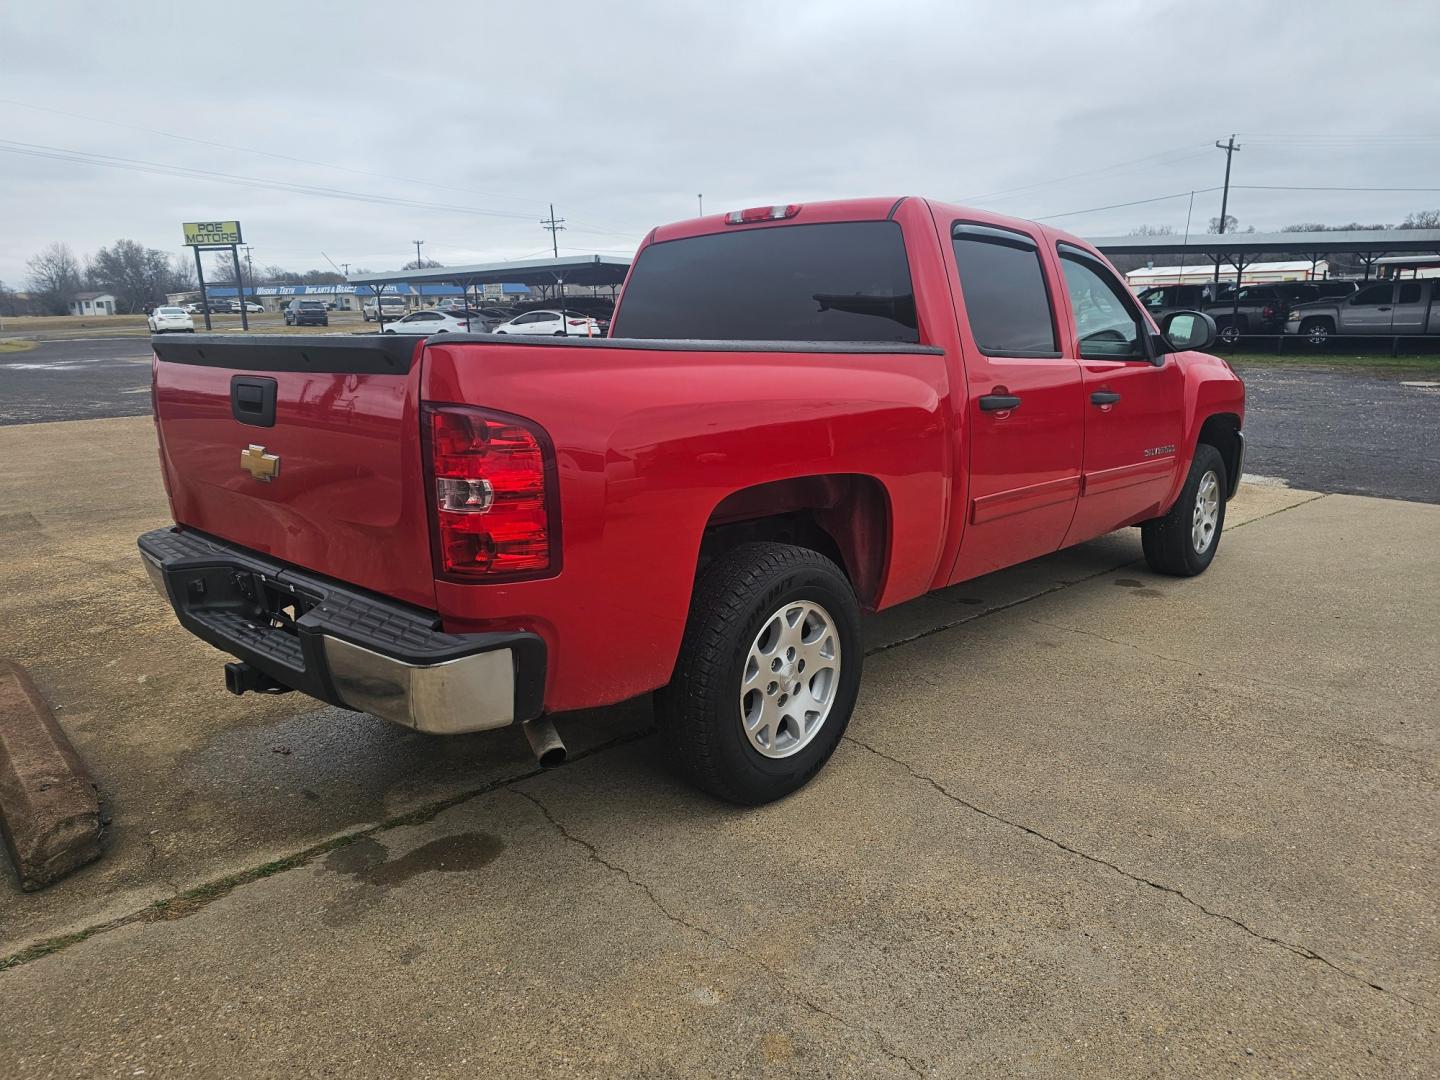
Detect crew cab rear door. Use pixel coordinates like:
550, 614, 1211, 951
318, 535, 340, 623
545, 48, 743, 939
1052, 243, 1184, 544
1390, 280, 1428, 334
945, 221, 1085, 581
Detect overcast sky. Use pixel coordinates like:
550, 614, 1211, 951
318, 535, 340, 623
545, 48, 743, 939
2, 0, 1437, 285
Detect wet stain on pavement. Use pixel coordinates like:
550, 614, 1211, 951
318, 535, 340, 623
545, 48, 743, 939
1115, 578, 1164, 599
321, 833, 506, 928
324, 832, 506, 888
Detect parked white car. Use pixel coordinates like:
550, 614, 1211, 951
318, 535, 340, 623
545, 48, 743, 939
492, 309, 604, 336
147, 306, 195, 334
380, 310, 481, 336
242, 301, 264, 313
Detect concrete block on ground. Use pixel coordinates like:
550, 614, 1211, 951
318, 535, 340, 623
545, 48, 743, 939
0, 660, 103, 891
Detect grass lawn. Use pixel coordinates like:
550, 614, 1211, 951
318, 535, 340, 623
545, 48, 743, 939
1220, 346, 1440, 374
1, 310, 369, 342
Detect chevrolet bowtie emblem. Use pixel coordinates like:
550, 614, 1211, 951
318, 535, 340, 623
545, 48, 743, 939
241, 444, 280, 483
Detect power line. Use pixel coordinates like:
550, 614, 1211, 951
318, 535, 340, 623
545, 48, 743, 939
1234, 184, 1440, 193
0, 138, 546, 221
0, 96, 550, 209
0, 96, 657, 240
1035, 189, 1221, 220
958, 144, 1213, 203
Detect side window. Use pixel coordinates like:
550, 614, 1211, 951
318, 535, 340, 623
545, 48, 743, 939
1352, 283, 1393, 306
1140, 288, 1167, 311
1397, 282, 1422, 304
1057, 246, 1148, 361
950, 223, 1059, 357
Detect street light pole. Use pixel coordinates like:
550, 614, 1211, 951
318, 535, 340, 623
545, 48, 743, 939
698, 193, 703, 216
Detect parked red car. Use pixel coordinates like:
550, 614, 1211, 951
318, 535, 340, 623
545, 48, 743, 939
140, 197, 1244, 803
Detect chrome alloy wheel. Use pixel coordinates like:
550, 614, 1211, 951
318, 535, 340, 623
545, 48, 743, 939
740, 601, 841, 759
1192, 469, 1220, 554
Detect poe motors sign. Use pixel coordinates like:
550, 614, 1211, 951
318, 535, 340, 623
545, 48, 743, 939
182, 220, 249, 331
183, 220, 243, 246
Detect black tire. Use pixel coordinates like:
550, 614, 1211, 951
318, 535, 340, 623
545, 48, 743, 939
1141, 443, 1228, 577
656, 543, 862, 805
1218, 323, 1241, 346
1300, 317, 1332, 349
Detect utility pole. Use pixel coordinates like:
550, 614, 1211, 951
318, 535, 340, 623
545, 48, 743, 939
413, 240, 425, 269
1212, 134, 1241, 287
698, 194, 703, 216
541, 203, 566, 258
242, 245, 254, 281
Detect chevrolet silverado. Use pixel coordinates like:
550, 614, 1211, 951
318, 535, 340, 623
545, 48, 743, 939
140, 197, 1245, 804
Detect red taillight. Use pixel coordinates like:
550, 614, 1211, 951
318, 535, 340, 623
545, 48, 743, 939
426, 406, 554, 578
1262, 305, 1277, 320
724, 203, 801, 225
567, 319, 586, 326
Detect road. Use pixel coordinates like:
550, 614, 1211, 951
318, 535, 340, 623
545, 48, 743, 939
4, 342, 1437, 502
1234, 363, 1440, 503
0, 338, 155, 425
1, 416, 1434, 1076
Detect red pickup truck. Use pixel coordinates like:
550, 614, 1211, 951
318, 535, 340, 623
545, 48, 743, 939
139, 197, 1244, 804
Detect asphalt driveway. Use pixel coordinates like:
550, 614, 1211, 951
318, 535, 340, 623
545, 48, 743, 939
1, 416, 1434, 1077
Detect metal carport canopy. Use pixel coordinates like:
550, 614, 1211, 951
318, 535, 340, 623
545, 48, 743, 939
1086, 229, 1440, 257
349, 254, 631, 290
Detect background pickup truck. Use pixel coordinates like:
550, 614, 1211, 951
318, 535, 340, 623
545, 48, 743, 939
139, 197, 1245, 804
1285, 277, 1440, 346
1137, 281, 1360, 344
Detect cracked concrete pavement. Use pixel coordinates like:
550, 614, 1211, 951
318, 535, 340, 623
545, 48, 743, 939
1, 416, 1435, 1077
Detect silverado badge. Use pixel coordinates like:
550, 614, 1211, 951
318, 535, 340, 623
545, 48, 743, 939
241, 444, 280, 483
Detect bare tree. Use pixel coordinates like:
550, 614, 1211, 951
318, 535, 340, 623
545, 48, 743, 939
26, 242, 84, 314
1401, 209, 1440, 230
88, 239, 175, 313
169, 254, 197, 292
1108, 224, 1174, 274
401, 257, 444, 270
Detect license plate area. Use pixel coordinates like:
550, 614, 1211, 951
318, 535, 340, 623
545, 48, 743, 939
178, 565, 320, 640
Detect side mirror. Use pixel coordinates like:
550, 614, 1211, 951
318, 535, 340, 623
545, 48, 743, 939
1159, 310, 1217, 354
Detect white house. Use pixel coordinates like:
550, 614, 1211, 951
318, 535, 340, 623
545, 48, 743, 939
68, 291, 118, 316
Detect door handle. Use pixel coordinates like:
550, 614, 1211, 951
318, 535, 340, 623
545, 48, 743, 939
979, 394, 1021, 412
1378, 306, 1392, 311
1090, 390, 1122, 406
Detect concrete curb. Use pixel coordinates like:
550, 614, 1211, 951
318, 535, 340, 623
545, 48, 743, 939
0, 660, 103, 890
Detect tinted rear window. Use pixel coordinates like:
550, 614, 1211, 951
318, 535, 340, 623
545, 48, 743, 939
951, 225, 1058, 356
299, 301, 325, 309
612, 221, 918, 342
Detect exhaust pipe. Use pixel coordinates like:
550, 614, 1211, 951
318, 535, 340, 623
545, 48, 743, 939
522, 716, 566, 768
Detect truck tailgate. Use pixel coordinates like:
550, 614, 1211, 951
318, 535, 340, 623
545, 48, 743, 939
150, 335, 436, 609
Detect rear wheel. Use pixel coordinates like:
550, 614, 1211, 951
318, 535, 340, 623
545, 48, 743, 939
1300, 317, 1332, 348
1141, 443, 1227, 576
1217, 322, 1242, 346
657, 543, 862, 804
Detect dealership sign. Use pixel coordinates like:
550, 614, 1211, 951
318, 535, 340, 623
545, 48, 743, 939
183, 220, 244, 246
